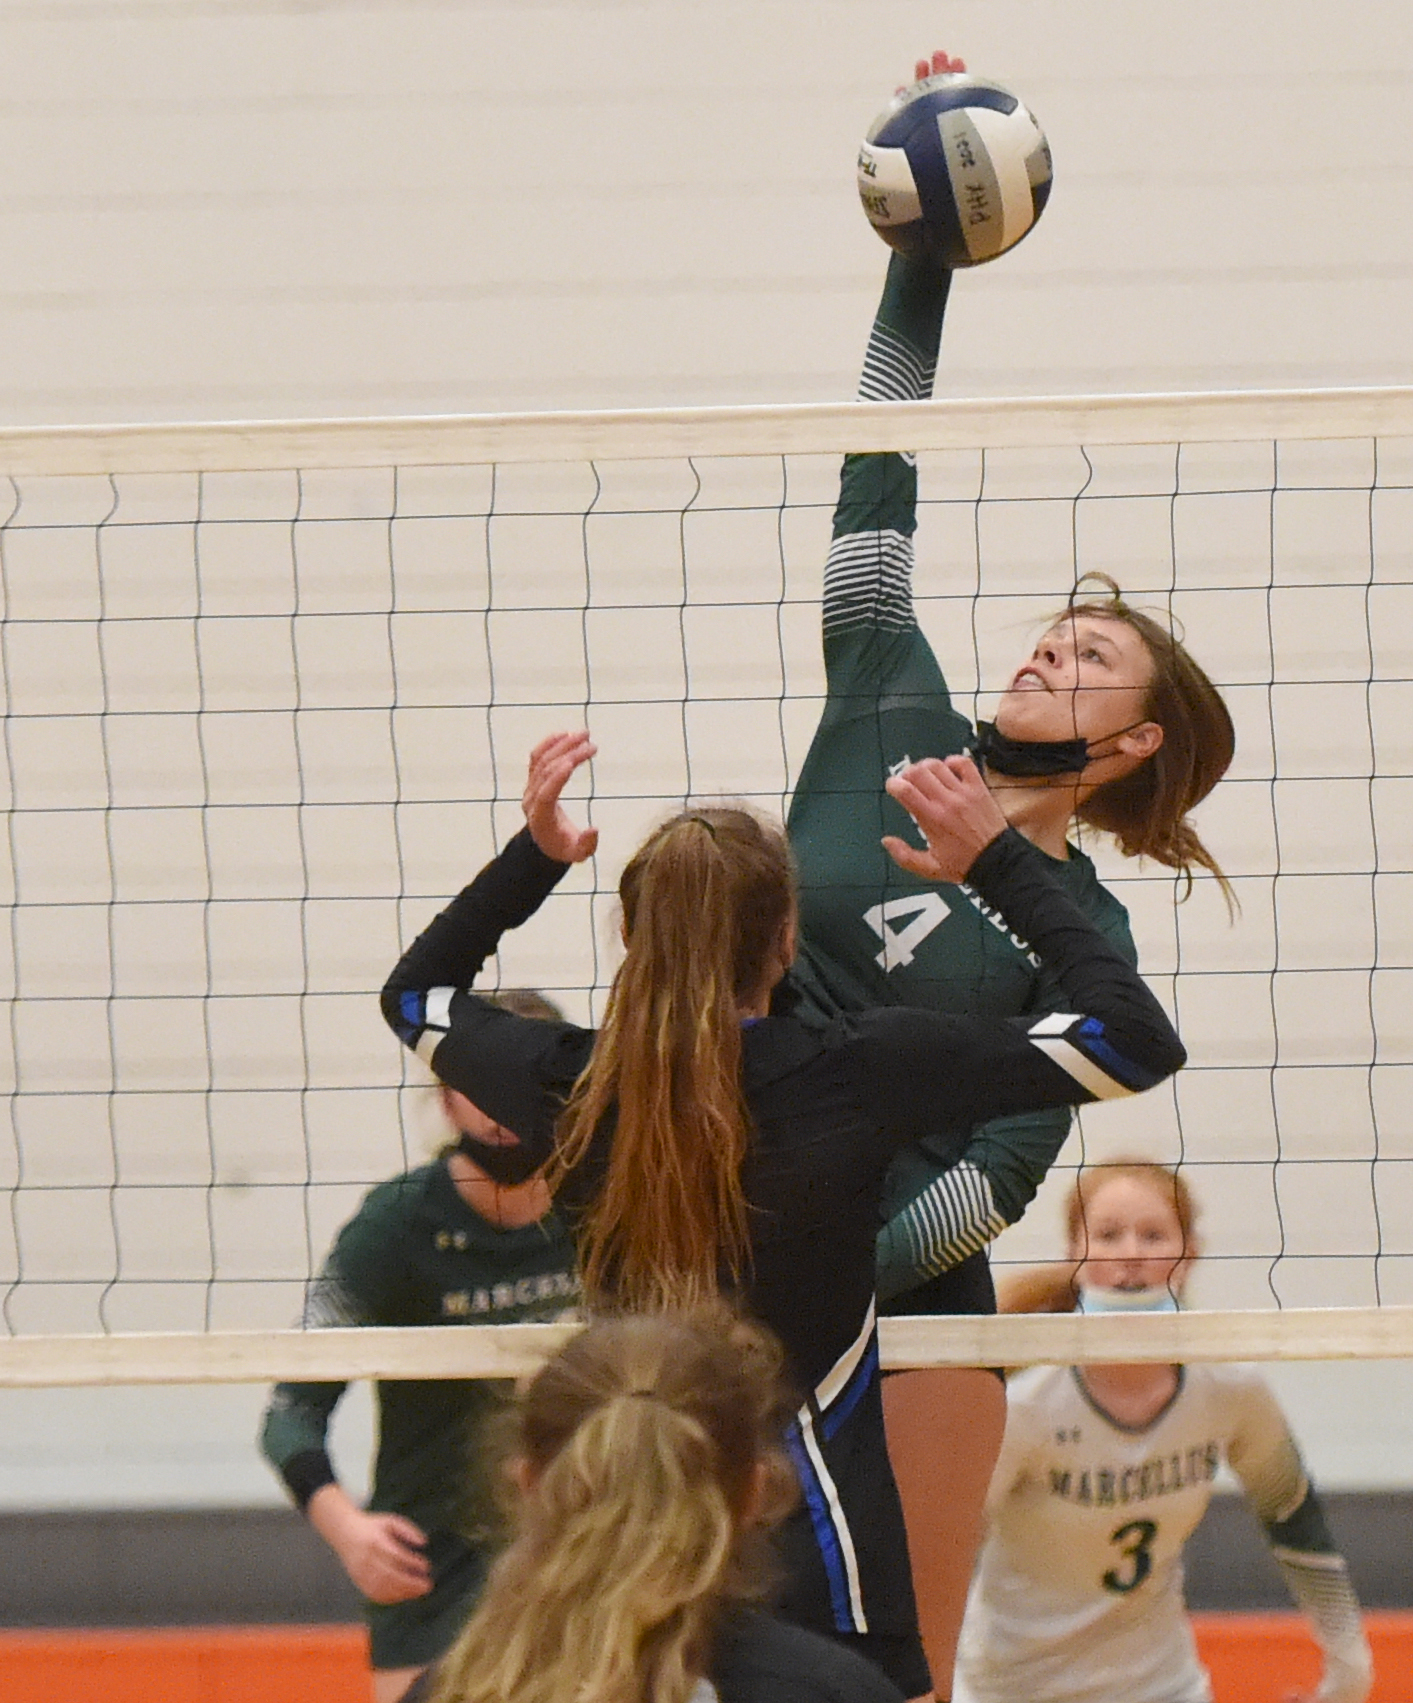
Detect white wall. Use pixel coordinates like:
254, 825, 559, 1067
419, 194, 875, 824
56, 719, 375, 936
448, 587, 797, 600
1, 0, 1411, 1507
0, 0, 1409, 425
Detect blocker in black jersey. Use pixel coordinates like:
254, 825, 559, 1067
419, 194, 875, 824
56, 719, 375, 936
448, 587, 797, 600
382, 820, 1184, 1675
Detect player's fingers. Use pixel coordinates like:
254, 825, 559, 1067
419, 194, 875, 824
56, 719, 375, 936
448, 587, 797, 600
943, 753, 986, 791
383, 1514, 428, 1549
527, 747, 588, 810
527, 729, 577, 767
377, 1542, 432, 1584
889, 761, 953, 810
881, 835, 937, 879
529, 730, 593, 776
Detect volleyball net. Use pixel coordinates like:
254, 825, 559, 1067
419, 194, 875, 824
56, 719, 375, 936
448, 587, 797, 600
2, 387, 1412, 1385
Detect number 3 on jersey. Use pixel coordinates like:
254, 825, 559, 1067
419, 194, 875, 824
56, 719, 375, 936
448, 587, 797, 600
1102, 1519, 1158, 1594
864, 893, 952, 971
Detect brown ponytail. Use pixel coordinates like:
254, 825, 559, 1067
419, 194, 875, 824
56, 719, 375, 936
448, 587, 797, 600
1063, 575, 1236, 905
550, 808, 796, 1312
428, 1308, 796, 1703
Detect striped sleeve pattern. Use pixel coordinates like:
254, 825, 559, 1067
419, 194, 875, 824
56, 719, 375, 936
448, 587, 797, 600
893, 1159, 1008, 1287
822, 255, 950, 640
1229, 1377, 1373, 1703
822, 528, 917, 637
857, 318, 939, 404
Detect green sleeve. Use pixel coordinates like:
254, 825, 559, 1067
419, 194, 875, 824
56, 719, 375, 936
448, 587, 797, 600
259, 1378, 346, 1489
257, 1180, 414, 1504
817, 252, 953, 705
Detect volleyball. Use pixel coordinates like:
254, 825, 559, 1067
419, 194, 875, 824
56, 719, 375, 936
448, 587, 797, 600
857, 72, 1052, 268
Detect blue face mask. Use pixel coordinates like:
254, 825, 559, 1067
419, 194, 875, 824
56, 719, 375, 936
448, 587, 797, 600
1077, 1284, 1180, 1316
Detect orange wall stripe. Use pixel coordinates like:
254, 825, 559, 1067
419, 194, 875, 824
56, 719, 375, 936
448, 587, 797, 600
0, 1615, 1409, 1703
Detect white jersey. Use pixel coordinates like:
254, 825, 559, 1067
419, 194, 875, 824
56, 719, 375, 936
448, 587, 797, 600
955, 1361, 1324, 1703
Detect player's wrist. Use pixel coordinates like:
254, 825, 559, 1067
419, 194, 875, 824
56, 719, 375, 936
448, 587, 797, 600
305, 1481, 361, 1545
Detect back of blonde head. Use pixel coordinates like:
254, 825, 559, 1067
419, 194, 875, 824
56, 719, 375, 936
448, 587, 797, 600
429, 1308, 795, 1703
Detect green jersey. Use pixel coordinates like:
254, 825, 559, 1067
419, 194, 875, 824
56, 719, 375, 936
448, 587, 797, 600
785, 256, 1138, 1301
259, 1159, 578, 1667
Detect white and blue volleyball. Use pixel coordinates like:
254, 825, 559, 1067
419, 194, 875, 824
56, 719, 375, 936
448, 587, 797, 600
857, 73, 1052, 268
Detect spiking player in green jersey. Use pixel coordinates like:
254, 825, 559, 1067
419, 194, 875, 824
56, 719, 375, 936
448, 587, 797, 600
783, 48, 1236, 1693
260, 993, 578, 1703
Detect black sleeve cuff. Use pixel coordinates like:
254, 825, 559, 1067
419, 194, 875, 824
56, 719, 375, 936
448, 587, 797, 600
282, 1449, 338, 1513
965, 825, 1039, 895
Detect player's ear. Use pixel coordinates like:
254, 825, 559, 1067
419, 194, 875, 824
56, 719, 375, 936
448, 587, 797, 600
1116, 721, 1163, 763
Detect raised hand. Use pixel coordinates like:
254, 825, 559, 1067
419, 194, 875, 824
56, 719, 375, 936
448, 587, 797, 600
883, 754, 1007, 885
907, 48, 967, 88
522, 730, 600, 865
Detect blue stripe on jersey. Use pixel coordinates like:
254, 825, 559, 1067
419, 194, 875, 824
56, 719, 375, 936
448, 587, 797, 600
397, 989, 425, 1043
820, 1336, 880, 1442
784, 1421, 856, 1632
1076, 1017, 1166, 1092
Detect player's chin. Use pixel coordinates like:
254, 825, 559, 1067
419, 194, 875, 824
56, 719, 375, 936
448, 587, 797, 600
993, 697, 1064, 741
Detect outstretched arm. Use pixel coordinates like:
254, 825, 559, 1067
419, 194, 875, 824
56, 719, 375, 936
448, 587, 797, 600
381, 734, 597, 1159
825, 51, 967, 667
819, 253, 954, 709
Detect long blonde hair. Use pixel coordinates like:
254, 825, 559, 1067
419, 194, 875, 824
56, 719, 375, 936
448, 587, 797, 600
428, 1308, 796, 1703
998, 1158, 1201, 1315
550, 807, 796, 1311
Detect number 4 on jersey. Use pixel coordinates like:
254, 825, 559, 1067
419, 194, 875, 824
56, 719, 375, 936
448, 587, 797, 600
864, 893, 952, 971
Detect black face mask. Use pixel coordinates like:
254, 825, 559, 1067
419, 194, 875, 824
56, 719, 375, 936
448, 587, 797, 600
456, 1131, 543, 1188
973, 717, 1150, 780
973, 720, 1091, 778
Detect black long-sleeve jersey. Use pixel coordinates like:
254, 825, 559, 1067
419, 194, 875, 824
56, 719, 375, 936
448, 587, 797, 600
381, 824, 1183, 1645
382, 826, 1183, 1405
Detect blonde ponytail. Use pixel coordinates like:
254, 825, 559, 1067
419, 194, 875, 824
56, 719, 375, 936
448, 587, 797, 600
429, 1309, 795, 1703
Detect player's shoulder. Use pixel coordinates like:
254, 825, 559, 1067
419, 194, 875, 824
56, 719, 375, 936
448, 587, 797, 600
1185, 1358, 1279, 1414
1057, 844, 1132, 927
1004, 1360, 1074, 1414
340, 1162, 444, 1242
712, 1609, 904, 1703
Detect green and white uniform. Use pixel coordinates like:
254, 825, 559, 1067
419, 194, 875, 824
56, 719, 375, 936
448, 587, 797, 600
955, 1362, 1372, 1703
259, 1160, 578, 1672
786, 254, 1136, 1304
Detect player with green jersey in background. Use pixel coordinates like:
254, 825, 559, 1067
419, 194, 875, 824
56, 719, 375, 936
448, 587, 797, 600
783, 51, 1237, 1697
260, 993, 579, 1703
